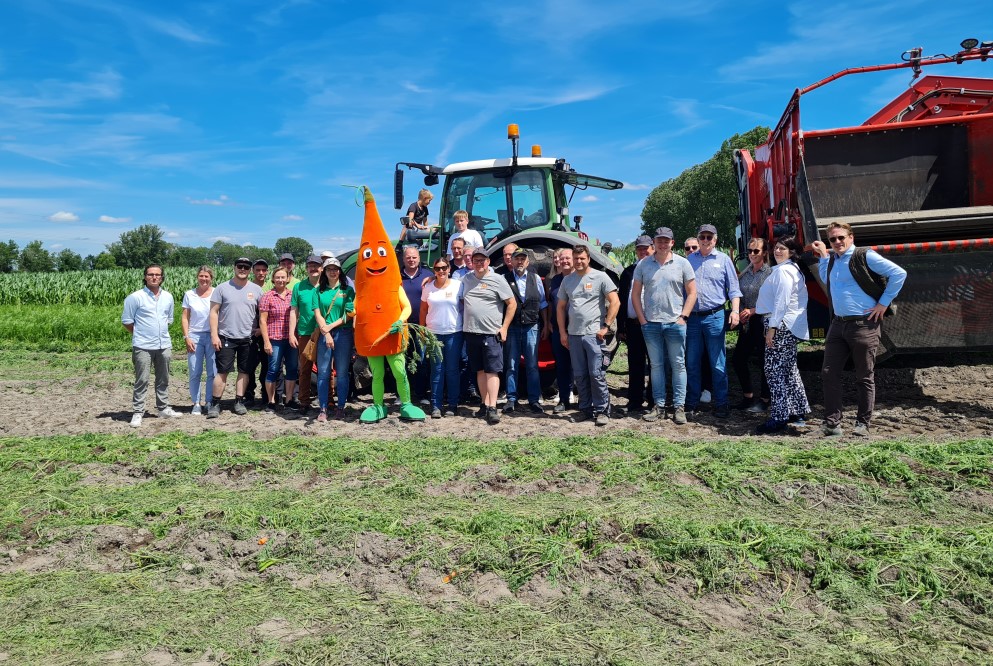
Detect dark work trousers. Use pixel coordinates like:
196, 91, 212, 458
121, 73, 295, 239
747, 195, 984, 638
731, 320, 770, 401
624, 318, 651, 409
821, 317, 881, 428
247, 335, 283, 401
550, 326, 573, 405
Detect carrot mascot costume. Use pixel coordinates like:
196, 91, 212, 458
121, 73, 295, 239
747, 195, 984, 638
354, 186, 426, 423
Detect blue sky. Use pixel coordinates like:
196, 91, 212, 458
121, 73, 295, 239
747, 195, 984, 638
1, 0, 989, 258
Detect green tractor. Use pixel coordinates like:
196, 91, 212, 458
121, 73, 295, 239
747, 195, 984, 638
339, 124, 624, 280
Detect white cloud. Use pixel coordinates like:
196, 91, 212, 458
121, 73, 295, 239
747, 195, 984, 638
282, 214, 304, 221
210, 235, 234, 243
581, 195, 598, 202
99, 214, 132, 223
188, 194, 231, 206
165, 231, 180, 238
402, 82, 430, 94
622, 183, 650, 191
50, 243, 64, 250
49, 211, 79, 223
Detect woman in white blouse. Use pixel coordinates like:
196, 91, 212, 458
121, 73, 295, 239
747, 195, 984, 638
181, 266, 215, 415
754, 236, 811, 433
419, 257, 462, 418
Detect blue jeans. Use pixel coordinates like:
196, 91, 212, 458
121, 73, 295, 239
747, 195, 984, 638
550, 327, 572, 404
266, 339, 299, 383
187, 331, 215, 404
316, 327, 353, 410
686, 310, 729, 408
506, 323, 541, 404
642, 321, 687, 408
431, 332, 463, 410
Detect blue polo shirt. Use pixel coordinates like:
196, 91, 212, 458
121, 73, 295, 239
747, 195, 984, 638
401, 266, 434, 323
122, 286, 174, 350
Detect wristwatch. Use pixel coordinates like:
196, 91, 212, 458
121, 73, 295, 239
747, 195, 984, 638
677, 314, 688, 322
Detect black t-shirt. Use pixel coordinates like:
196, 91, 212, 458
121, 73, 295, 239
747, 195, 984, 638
406, 202, 429, 228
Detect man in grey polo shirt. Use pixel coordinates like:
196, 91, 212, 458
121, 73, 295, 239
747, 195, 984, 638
632, 227, 697, 424
557, 244, 620, 426
208, 257, 264, 418
462, 248, 517, 424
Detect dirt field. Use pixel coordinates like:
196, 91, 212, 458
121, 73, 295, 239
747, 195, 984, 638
2, 349, 992, 442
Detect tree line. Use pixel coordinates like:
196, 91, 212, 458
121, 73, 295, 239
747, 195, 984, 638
0, 225, 315, 273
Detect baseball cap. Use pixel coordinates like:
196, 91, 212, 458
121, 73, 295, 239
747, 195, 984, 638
279, 252, 296, 262
305, 254, 322, 265
252, 258, 269, 267
322, 256, 341, 269
697, 224, 718, 236
635, 235, 652, 247
654, 227, 674, 240
235, 256, 251, 265
512, 247, 530, 258
471, 248, 489, 258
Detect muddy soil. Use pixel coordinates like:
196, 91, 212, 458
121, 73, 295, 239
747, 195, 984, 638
1, 350, 990, 442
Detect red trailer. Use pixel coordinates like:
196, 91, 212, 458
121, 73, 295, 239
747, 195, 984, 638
734, 40, 993, 356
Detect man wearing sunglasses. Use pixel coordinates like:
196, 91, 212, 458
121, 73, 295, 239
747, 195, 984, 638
208, 257, 265, 418
685, 224, 742, 419
812, 222, 906, 437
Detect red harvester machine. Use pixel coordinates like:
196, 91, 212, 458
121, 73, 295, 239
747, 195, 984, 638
734, 39, 993, 356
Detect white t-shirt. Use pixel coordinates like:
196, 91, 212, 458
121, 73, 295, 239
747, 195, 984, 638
182, 288, 213, 334
448, 229, 484, 257
421, 278, 463, 334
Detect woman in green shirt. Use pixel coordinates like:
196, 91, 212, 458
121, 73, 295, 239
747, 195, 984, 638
312, 257, 355, 422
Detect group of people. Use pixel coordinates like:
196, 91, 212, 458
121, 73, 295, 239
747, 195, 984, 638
121, 218, 906, 437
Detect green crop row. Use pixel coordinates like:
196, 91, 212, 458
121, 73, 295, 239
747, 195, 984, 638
0, 267, 239, 306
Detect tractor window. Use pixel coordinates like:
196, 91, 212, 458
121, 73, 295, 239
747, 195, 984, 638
512, 170, 548, 230
441, 168, 549, 241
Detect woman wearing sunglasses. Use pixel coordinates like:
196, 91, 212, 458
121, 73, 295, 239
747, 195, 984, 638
420, 258, 463, 417
732, 238, 772, 413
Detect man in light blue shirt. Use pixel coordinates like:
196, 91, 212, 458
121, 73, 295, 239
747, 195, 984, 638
812, 222, 907, 437
121, 264, 182, 427
685, 224, 743, 418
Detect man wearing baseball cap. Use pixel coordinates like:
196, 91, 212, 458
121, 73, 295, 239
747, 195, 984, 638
245, 258, 272, 406
502, 247, 550, 414
207, 257, 265, 418
617, 235, 654, 415
685, 223, 742, 419
631, 227, 697, 424
278, 253, 300, 290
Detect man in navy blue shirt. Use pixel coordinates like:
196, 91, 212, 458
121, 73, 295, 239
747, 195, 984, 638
400, 245, 434, 403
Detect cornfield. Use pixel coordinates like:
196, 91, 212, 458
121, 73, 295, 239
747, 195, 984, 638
0, 267, 238, 306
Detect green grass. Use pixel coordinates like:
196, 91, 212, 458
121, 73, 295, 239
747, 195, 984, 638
1, 430, 991, 664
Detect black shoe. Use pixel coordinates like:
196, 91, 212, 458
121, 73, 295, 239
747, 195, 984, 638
285, 399, 301, 411
243, 396, 256, 407
476, 405, 488, 419
553, 401, 568, 414
756, 418, 787, 434
714, 405, 731, 419
529, 403, 544, 414
502, 401, 517, 414
264, 403, 277, 414
206, 402, 220, 419
571, 409, 593, 423
486, 407, 501, 425
733, 397, 754, 410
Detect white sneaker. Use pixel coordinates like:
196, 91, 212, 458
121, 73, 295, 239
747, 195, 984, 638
191, 405, 202, 416
130, 413, 143, 428
158, 407, 183, 419
700, 390, 712, 404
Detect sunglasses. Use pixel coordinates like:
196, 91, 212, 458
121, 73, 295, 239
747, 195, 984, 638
234, 264, 251, 270
748, 249, 762, 255
697, 234, 714, 241
828, 235, 848, 243
684, 245, 697, 251
434, 266, 449, 272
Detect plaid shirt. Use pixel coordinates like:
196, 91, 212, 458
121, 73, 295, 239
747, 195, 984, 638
259, 288, 293, 340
